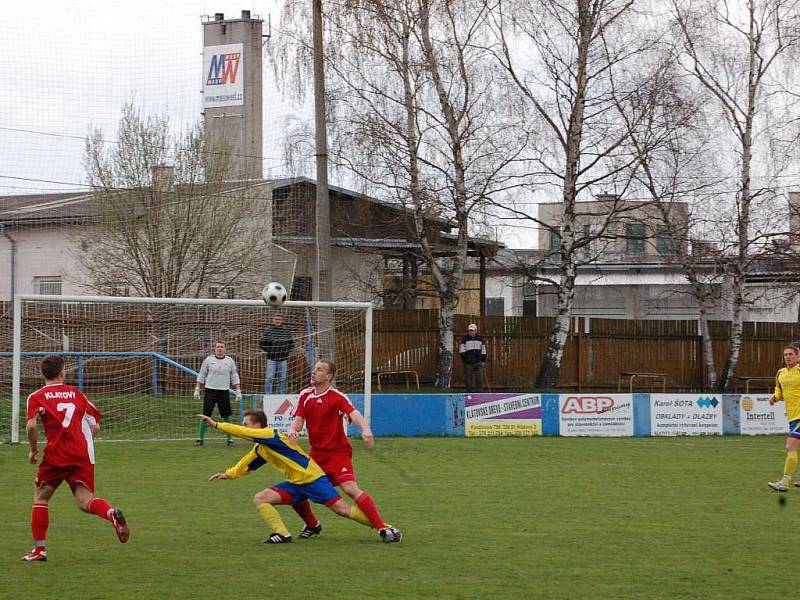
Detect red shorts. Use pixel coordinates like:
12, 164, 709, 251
36, 461, 95, 493
312, 450, 356, 486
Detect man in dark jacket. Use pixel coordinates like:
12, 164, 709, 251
459, 323, 487, 393
259, 313, 294, 394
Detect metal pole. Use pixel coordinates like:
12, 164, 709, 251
364, 304, 373, 426
312, 0, 332, 304
1, 225, 16, 318
11, 294, 22, 443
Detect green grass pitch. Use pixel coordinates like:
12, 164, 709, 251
1, 435, 797, 599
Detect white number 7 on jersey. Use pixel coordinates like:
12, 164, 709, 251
56, 402, 76, 428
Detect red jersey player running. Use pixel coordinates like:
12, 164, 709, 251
288, 359, 401, 543
21, 355, 130, 562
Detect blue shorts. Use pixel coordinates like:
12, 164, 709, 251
271, 476, 341, 506
789, 419, 800, 439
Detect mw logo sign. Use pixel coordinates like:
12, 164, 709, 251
207, 52, 241, 86
561, 396, 615, 414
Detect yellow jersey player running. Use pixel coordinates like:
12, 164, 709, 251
768, 345, 800, 492
197, 410, 384, 543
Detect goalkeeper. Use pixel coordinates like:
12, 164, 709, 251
195, 341, 242, 447
198, 410, 393, 544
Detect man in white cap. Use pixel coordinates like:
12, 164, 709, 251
459, 323, 487, 392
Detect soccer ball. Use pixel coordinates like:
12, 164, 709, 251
262, 282, 287, 306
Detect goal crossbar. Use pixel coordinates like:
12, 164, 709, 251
11, 294, 373, 443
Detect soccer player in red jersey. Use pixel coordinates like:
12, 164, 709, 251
20, 355, 130, 562
287, 359, 401, 543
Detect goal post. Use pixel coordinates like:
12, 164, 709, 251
8, 294, 372, 443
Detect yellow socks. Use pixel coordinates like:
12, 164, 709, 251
348, 505, 373, 528
783, 450, 798, 482
257, 503, 290, 537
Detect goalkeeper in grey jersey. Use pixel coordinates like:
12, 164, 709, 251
195, 341, 242, 447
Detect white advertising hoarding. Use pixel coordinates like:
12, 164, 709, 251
203, 43, 244, 108
261, 394, 306, 436
650, 394, 722, 436
739, 394, 788, 435
558, 394, 633, 437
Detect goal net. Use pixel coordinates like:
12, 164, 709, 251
4, 295, 372, 443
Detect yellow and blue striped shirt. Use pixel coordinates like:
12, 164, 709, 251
218, 423, 326, 485
774, 366, 800, 422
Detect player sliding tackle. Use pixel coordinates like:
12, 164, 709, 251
198, 410, 400, 543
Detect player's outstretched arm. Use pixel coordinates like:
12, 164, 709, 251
197, 414, 218, 428
348, 409, 374, 448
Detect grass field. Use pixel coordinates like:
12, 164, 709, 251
1, 435, 798, 599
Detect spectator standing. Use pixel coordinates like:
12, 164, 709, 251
259, 313, 294, 395
459, 323, 487, 392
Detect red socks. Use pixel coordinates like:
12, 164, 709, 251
87, 497, 114, 521
355, 493, 386, 530
292, 499, 319, 527
31, 503, 49, 543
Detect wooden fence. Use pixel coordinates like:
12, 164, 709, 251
374, 310, 800, 391
2, 300, 797, 392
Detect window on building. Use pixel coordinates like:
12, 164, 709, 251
656, 225, 675, 255
110, 284, 131, 297
522, 298, 537, 317
208, 285, 235, 299
625, 223, 645, 254
34, 276, 62, 295
580, 224, 593, 260
290, 277, 313, 302
485, 297, 505, 316
549, 227, 561, 252
522, 281, 537, 316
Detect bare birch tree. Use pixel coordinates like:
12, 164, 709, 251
80, 102, 272, 298
491, 0, 665, 387
274, 0, 527, 387
673, 0, 800, 391
614, 55, 729, 386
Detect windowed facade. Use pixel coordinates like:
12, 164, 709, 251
208, 285, 236, 299
656, 225, 675, 255
485, 297, 505, 316
549, 227, 562, 252
34, 276, 62, 295
110, 284, 131, 297
625, 223, 645, 254
522, 281, 537, 317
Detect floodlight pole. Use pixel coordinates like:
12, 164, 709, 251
313, 0, 332, 304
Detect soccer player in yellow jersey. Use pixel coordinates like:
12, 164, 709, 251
198, 410, 380, 543
767, 345, 800, 492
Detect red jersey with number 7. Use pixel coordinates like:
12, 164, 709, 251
27, 383, 101, 466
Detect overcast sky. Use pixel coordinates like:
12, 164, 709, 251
1, 0, 535, 247
1, 1, 296, 191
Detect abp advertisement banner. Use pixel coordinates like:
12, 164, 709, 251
739, 394, 788, 435
262, 395, 307, 437
465, 393, 541, 436
558, 394, 633, 436
203, 43, 244, 108
650, 394, 722, 436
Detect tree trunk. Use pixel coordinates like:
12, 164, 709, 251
536, 259, 577, 387
698, 301, 717, 389
436, 294, 457, 388
719, 275, 745, 392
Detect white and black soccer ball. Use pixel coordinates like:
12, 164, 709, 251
262, 282, 287, 306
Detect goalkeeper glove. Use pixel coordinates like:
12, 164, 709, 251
194, 386, 201, 400
235, 389, 242, 401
